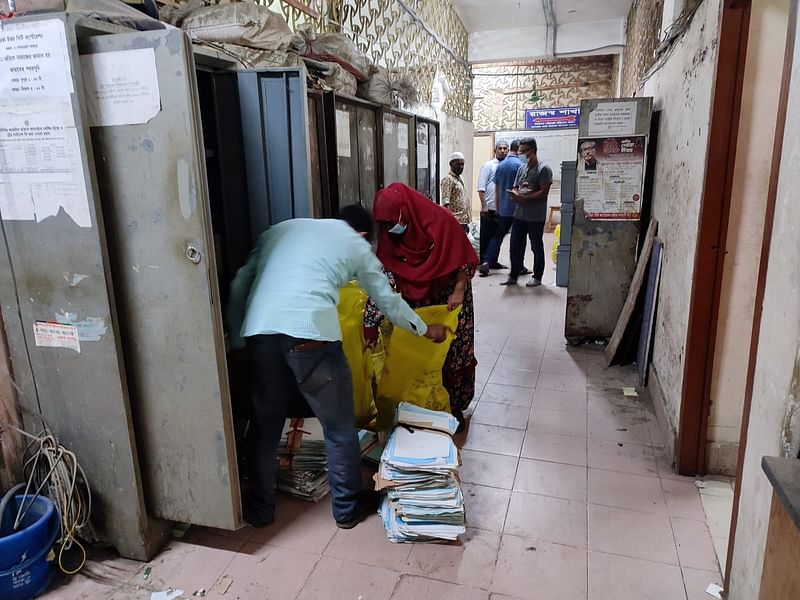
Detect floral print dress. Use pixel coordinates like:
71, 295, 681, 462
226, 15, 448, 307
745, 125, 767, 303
364, 266, 477, 414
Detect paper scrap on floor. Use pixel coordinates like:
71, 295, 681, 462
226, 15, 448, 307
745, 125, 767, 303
151, 590, 183, 600
705, 583, 723, 598
395, 401, 459, 434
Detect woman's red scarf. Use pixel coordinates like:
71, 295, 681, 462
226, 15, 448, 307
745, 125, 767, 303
373, 183, 478, 302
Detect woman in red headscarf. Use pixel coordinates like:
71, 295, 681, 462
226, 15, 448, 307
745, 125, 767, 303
366, 183, 479, 427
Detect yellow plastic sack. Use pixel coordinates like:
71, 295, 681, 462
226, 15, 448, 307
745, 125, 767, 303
374, 305, 461, 430
337, 283, 377, 429
550, 224, 561, 264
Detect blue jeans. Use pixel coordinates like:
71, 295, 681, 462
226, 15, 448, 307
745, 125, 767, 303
510, 219, 545, 280
247, 335, 361, 523
482, 215, 514, 265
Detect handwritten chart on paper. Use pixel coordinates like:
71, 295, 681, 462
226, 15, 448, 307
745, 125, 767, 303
0, 18, 74, 101
80, 48, 161, 127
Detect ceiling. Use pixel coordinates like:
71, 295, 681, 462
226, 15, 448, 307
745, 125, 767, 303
452, 0, 635, 33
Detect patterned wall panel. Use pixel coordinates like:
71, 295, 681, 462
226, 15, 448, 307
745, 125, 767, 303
472, 56, 616, 131
260, 0, 472, 120
620, 0, 664, 96
260, 0, 330, 32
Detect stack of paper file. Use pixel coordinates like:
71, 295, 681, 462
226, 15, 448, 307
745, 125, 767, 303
395, 402, 460, 435
277, 418, 330, 501
376, 416, 465, 542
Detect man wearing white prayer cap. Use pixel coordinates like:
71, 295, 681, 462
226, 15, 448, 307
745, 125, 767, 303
440, 151, 470, 231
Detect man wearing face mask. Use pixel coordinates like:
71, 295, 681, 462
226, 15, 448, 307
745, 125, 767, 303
440, 151, 471, 232
226, 205, 448, 530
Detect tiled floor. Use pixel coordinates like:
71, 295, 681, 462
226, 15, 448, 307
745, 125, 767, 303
41, 257, 725, 600
697, 478, 735, 575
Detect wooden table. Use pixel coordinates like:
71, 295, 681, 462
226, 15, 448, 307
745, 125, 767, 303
759, 457, 800, 598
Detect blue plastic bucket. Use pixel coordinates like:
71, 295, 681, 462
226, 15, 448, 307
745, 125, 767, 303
0, 495, 59, 600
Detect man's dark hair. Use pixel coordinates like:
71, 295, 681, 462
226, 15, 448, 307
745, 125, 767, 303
510, 139, 520, 152
337, 204, 375, 243
519, 137, 538, 153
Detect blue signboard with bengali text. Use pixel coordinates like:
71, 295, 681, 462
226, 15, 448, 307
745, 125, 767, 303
524, 107, 580, 130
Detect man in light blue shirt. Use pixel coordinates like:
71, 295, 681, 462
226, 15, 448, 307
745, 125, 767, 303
476, 141, 509, 264
226, 205, 447, 529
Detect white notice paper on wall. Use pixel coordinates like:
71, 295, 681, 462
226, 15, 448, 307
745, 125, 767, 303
335, 109, 351, 158
0, 19, 74, 101
0, 107, 92, 227
0, 183, 35, 220
80, 48, 161, 127
397, 123, 409, 150
33, 321, 80, 353
0, 107, 73, 182
587, 101, 638, 137
417, 143, 429, 169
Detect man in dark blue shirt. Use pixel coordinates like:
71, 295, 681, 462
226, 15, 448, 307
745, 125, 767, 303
478, 140, 528, 276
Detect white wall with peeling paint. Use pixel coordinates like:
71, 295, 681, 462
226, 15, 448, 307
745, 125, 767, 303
644, 0, 722, 443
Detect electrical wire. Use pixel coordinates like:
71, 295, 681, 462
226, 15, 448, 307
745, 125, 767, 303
639, 0, 705, 87
9, 424, 92, 575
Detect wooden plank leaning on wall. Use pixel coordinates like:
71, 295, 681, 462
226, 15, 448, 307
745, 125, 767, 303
0, 312, 24, 490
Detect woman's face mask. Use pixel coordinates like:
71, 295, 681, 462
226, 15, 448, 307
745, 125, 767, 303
388, 210, 407, 235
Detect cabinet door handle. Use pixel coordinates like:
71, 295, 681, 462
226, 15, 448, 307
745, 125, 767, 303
185, 245, 202, 264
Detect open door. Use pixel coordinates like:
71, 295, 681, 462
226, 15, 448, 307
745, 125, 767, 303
81, 28, 241, 528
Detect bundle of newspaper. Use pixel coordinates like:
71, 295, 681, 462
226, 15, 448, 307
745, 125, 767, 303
276, 418, 330, 501
376, 403, 465, 542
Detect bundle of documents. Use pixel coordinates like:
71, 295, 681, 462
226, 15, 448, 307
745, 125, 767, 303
376, 411, 466, 543
277, 418, 330, 501
395, 402, 460, 435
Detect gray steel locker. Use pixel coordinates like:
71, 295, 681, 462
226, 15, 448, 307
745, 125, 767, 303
84, 26, 242, 531
381, 108, 415, 190
1, 12, 315, 558
236, 68, 314, 237
0, 13, 169, 560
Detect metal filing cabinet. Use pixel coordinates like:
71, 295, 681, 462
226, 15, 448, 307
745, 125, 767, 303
324, 93, 380, 211
414, 116, 441, 202
1, 14, 316, 559
556, 160, 576, 287
380, 107, 416, 191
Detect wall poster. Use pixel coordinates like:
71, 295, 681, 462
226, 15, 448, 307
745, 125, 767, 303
575, 136, 646, 220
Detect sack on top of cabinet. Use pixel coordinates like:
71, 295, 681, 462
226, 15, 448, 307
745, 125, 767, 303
303, 57, 358, 96
66, 0, 164, 31
182, 2, 293, 52
357, 67, 418, 109
292, 30, 371, 82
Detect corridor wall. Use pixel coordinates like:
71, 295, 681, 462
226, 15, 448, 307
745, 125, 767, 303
634, 0, 722, 457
